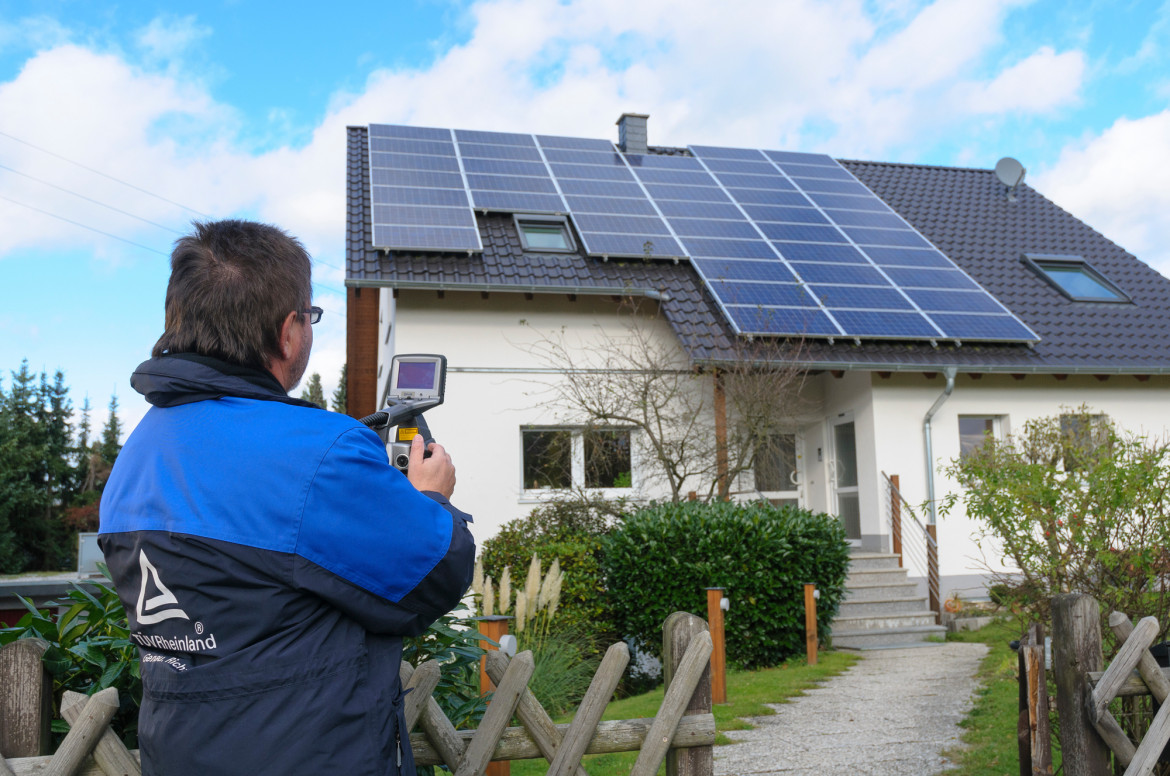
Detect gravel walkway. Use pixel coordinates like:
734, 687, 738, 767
714, 642, 990, 775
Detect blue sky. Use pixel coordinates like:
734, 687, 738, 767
1, 0, 1168, 435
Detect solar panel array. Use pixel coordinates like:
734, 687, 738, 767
368, 123, 1039, 343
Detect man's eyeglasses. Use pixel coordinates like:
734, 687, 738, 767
299, 306, 324, 325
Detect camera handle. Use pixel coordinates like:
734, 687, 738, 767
358, 398, 440, 475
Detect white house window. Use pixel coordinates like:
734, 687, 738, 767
521, 426, 633, 491
754, 433, 800, 506
1059, 413, 1110, 470
514, 215, 576, 253
958, 415, 1003, 459
1023, 254, 1130, 303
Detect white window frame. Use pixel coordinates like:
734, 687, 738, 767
519, 425, 638, 500
958, 414, 1005, 460
514, 214, 577, 253
750, 430, 803, 507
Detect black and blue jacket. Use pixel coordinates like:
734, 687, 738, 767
99, 354, 475, 776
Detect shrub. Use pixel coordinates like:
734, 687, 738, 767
479, 495, 624, 643
942, 406, 1170, 638
602, 500, 849, 669
402, 602, 488, 730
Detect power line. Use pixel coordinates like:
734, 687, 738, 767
0, 162, 184, 235
0, 193, 170, 256
0, 128, 212, 219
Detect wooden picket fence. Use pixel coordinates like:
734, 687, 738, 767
0, 611, 716, 776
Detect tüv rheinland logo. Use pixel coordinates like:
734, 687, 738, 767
136, 550, 190, 625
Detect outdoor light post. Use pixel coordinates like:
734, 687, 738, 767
804, 584, 820, 665
706, 587, 728, 704
475, 615, 513, 776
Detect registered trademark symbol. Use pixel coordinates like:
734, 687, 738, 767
195, 622, 204, 634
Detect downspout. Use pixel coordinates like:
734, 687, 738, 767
923, 367, 958, 525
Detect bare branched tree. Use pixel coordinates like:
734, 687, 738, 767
523, 296, 810, 501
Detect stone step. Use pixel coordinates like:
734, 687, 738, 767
842, 581, 922, 602
831, 623, 947, 650
837, 596, 930, 617
846, 567, 911, 587
832, 611, 939, 631
846, 552, 903, 572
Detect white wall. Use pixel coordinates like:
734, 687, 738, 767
389, 290, 693, 543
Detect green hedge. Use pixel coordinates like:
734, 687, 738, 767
602, 501, 849, 669
479, 496, 625, 642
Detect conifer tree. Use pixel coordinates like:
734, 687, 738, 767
300, 372, 325, 409
331, 364, 347, 414
100, 394, 123, 465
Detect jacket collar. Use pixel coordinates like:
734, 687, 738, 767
131, 353, 323, 409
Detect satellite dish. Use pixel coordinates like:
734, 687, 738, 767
995, 157, 1026, 200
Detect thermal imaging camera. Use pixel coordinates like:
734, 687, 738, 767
358, 354, 446, 474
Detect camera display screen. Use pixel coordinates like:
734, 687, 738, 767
396, 361, 437, 390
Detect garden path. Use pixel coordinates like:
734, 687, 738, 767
713, 642, 989, 775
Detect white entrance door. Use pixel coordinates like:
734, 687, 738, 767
830, 415, 862, 542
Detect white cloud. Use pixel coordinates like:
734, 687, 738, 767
959, 46, 1084, 114
1035, 110, 1170, 276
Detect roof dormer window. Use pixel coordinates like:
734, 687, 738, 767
1023, 254, 1130, 303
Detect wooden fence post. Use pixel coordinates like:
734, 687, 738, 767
705, 588, 727, 704
0, 639, 52, 758
890, 474, 902, 567
1051, 594, 1110, 776
1017, 623, 1052, 776
662, 612, 712, 776
477, 615, 512, 776
804, 584, 818, 666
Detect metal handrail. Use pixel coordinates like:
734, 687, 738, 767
882, 471, 940, 617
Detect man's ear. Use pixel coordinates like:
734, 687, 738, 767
278, 310, 299, 359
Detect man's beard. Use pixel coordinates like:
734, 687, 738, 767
287, 341, 311, 392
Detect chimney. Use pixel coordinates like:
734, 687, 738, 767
617, 113, 649, 155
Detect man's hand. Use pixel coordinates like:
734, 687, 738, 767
406, 434, 456, 498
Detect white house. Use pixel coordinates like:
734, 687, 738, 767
343, 115, 1170, 609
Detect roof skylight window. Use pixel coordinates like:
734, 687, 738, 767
1023, 254, 1130, 303
515, 215, 576, 253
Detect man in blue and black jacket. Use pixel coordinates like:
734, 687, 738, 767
99, 219, 475, 776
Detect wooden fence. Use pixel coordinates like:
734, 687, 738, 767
0, 611, 716, 776
1049, 593, 1170, 776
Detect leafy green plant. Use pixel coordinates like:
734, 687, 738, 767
602, 500, 849, 669
402, 602, 489, 730
0, 567, 141, 745
941, 406, 1170, 636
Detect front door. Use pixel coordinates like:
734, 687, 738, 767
830, 416, 861, 542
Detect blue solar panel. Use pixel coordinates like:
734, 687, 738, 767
773, 242, 869, 264
565, 196, 659, 216
808, 285, 913, 310
907, 289, 1007, 314
775, 163, 854, 180
370, 168, 459, 190
684, 238, 776, 259
543, 148, 626, 165
633, 168, 718, 186
573, 213, 673, 236
805, 192, 891, 212
726, 305, 839, 336
537, 135, 614, 151
701, 158, 776, 175
792, 178, 873, 196
709, 281, 814, 307
582, 233, 683, 257
844, 227, 932, 249
822, 210, 907, 229
373, 225, 480, 251
791, 262, 888, 286
458, 142, 542, 161
712, 173, 796, 191
853, 247, 952, 268
762, 150, 836, 166
624, 154, 704, 170
645, 184, 730, 203
832, 310, 941, 338
929, 313, 1037, 341
656, 200, 745, 220
370, 137, 456, 156
690, 145, 767, 161
549, 163, 634, 181
372, 186, 471, 207
471, 191, 564, 213
373, 204, 477, 228
758, 223, 847, 243
691, 258, 796, 283
370, 152, 461, 173
668, 218, 760, 239
744, 205, 828, 224
467, 174, 557, 194
885, 267, 980, 290
725, 187, 804, 205
454, 129, 533, 146
462, 158, 549, 177
557, 178, 644, 198
369, 124, 450, 141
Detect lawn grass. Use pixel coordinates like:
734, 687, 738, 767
508, 650, 857, 776
943, 618, 1062, 776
